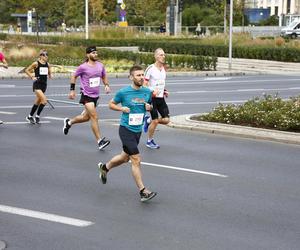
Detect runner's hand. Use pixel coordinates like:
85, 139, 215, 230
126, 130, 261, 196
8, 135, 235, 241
164, 89, 169, 97
121, 106, 130, 113
145, 103, 152, 111
104, 85, 111, 94
69, 90, 76, 99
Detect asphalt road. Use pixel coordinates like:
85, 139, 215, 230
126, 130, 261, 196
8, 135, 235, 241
1, 75, 300, 250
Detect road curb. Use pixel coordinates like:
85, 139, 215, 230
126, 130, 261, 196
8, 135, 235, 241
0, 69, 261, 80
168, 114, 300, 146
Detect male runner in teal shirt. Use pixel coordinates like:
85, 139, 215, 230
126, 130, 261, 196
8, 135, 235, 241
97, 65, 157, 202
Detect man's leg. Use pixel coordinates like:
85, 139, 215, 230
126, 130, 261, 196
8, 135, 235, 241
148, 118, 159, 140
129, 154, 157, 202
63, 109, 89, 135
84, 102, 101, 142
129, 154, 144, 190
98, 151, 129, 184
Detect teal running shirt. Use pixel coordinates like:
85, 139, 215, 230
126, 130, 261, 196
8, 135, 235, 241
113, 85, 152, 133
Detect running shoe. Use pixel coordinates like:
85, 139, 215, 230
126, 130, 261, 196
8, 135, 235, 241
143, 114, 150, 133
35, 116, 40, 124
146, 139, 160, 149
98, 137, 110, 150
0, 120, 3, 124
26, 116, 35, 124
98, 162, 107, 184
140, 188, 157, 202
63, 118, 71, 135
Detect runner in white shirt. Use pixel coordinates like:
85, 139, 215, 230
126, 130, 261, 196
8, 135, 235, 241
143, 48, 170, 149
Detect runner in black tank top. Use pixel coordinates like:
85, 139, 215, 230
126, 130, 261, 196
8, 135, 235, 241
25, 49, 52, 124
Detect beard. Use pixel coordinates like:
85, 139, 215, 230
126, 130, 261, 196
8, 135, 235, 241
89, 56, 97, 61
133, 79, 143, 87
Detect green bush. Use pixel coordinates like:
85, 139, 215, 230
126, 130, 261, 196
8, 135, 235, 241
197, 94, 300, 132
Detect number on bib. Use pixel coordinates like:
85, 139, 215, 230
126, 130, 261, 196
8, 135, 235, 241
129, 113, 144, 126
89, 77, 100, 88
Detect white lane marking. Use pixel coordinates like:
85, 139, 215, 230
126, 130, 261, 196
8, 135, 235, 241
0, 204, 94, 227
43, 116, 65, 121
0, 93, 113, 98
141, 161, 228, 178
168, 78, 300, 85
0, 84, 15, 88
203, 77, 231, 81
44, 116, 120, 123
4, 121, 51, 125
167, 100, 247, 105
175, 87, 296, 94
0, 98, 291, 109
0, 111, 16, 115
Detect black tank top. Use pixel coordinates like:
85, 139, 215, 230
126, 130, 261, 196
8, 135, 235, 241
34, 61, 49, 83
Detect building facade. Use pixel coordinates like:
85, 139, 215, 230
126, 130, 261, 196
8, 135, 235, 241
255, 0, 300, 16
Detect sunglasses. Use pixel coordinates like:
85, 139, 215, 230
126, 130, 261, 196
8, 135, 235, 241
40, 53, 48, 57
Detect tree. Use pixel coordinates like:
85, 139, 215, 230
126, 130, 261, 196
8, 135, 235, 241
90, 0, 105, 23
64, 0, 84, 27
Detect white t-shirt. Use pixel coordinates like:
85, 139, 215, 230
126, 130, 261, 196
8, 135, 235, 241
144, 64, 166, 98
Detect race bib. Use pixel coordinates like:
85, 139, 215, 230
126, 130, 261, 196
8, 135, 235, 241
129, 113, 144, 126
155, 79, 165, 98
89, 77, 100, 88
39, 67, 48, 75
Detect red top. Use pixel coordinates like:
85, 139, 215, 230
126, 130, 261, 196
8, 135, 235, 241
0, 52, 5, 62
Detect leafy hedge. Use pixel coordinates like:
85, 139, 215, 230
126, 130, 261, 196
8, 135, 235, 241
5, 45, 217, 71
196, 94, 300, 132
4, 34, 300, 62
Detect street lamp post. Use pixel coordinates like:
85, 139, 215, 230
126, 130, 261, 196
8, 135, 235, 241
85, 0, 89, 39
228, 0, 233, 70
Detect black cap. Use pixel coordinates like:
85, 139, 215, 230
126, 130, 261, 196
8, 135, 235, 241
86, 46, 97, 54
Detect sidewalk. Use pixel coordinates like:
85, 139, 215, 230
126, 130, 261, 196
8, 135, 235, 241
169, 114, 300, 146
1, 57, 300, 79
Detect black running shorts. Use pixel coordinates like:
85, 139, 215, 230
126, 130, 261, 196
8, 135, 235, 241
33, 80, 47, 93
119, 126, 141, 155
79, 93, 99, 107
150, 97, 170, 120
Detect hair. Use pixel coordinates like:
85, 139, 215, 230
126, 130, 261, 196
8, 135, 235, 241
154, 48, 164, 57
40, 49, 47, 54
129, 65, 143, 76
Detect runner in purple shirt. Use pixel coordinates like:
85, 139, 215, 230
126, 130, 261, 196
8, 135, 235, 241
63, 46, 111, 150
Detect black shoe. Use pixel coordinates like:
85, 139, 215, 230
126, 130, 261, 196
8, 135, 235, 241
35, 116, 40, 124
140, 188, 157, 202
63, 118, 71, 135
98, 137, 110, 150
98, 162, 107, 184
26, 116, 35, 124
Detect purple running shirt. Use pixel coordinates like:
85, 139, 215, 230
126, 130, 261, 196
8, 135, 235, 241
74, 61, 106, 98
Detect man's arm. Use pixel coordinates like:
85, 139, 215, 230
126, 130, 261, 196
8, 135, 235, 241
109, 99, 130, 113
48, 64, 52, 79
68, 75, 78, 100
1, 58, 8, 68
101, 74, 111, 94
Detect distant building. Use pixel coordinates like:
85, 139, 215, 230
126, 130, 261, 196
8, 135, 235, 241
244, 8, 271, 23
245, 0, 259, 8
11, 13, 46, 33
256, 0, 300, 16
243, 0, 300, 25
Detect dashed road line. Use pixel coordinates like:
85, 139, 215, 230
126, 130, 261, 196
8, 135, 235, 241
141, 161, 228, 178
0, 204, 94, 227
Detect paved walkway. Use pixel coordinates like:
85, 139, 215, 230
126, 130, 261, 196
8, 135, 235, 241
1, 56, 300, 79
